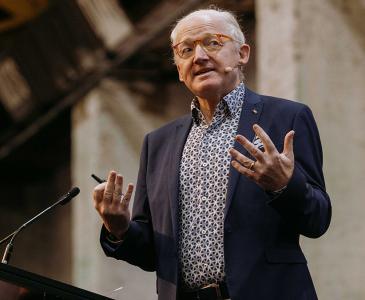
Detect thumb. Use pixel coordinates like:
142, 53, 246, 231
283, 130, 295, 159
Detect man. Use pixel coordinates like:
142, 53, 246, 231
93, 8, 331, 300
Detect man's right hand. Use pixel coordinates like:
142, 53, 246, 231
93, 171, 134, 240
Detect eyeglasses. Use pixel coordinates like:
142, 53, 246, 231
172, 33, 235, 59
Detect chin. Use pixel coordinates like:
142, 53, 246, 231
190, 78, 224, 97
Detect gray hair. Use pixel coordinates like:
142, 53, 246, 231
170, 8, 245, 46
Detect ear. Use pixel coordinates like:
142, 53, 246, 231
176, 63, 184, 82
239, 44, 250, 65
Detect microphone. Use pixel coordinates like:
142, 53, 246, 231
224, 66, 235, 73
0, 187, 80, 264
224, 59, 245, 73
59, 187, 80, 205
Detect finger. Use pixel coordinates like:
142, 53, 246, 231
282, 130, 295, 159
231, 160, 256, 179
113, 174, 124, 204
104, 171, 116, 203
229, 148, 255, 168
235, 135, 265, 162
121, 183, 134, 209
93, 182, 107, 205
253, 124, 277, 154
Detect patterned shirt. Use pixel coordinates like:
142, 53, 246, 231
178, 83, 245, 289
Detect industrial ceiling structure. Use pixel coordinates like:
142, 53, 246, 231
0, 0, 254, 181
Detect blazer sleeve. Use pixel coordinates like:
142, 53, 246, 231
100, 134, 156, 271
268, 105, 332, 238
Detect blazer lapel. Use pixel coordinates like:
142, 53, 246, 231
224, 89, 263, 217
168, 116, 192, 241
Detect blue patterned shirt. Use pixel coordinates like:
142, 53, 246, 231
178, 83, 245, 289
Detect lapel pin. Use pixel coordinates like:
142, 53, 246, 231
252, 108, 258, 114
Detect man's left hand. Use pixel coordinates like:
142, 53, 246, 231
229, 124, 295, 192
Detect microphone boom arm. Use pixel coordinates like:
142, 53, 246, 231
0, 187, 80, 264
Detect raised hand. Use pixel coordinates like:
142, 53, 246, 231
229, 124, 295, 192
93, 171, 134, 239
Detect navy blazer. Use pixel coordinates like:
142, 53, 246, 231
101, 88, 331, 300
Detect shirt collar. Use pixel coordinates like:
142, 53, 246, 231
191, 82, 245, 125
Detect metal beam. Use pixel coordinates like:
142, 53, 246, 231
0, 0, 255, 160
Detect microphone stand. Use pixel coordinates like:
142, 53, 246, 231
1, 228, 20, 265
0, 187, 80, 264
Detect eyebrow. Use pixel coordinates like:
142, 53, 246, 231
175, 32, 217, 45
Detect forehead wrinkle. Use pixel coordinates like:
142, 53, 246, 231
175, 18, 226, 43
178, 30, 216, 46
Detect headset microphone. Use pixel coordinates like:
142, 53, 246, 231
224, 59, 245, 73
224, 66, 234, 73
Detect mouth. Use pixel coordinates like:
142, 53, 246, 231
194, 68, 215, 76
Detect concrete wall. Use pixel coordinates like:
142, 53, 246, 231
257, 0, 365, 298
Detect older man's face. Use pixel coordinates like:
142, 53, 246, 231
173, 14, 249, 101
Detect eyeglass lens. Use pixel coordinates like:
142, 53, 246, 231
176, 34, 226, 58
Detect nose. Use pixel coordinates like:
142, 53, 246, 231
193, 44, 209, 64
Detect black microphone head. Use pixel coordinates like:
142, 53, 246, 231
69, 187, 80, 197
59, 187, 80, 205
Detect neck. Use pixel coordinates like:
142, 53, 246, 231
196, 81, 242, 123
196, 97, 220, 124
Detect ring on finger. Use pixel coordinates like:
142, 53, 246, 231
248, 161, 256, 171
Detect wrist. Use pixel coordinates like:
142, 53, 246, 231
106, 224, 129, 242
266, 185, 287, 197
272, 185, 287, 194
106, 231, 124, 243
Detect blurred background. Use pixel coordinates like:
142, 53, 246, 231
0, 0, 364, 299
